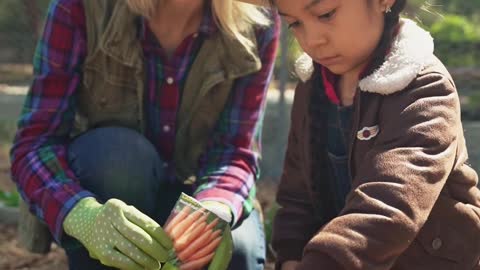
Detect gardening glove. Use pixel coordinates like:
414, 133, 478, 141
63, 197, 173, 270
160, 262, 179, 270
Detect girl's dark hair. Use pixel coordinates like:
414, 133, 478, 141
366, 0, 408, 75
308, 0, 407, 223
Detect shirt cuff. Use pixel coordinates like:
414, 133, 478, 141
200, 200, 233, 224
195, 188, 244, 226
50, 185, 96, 243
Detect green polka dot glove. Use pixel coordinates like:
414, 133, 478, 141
63, 197, 173, 270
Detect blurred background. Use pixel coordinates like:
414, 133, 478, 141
0, 0, 479, 269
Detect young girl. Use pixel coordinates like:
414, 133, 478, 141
268, 0, 480, 269
10, 0, 279, 269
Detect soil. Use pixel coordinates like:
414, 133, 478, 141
0, 224, 68, 270
0, 143, 67, 270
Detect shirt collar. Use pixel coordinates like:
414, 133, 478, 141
318, 25, 401, 105
320, 66, 340, 105
319, 50, 389, 105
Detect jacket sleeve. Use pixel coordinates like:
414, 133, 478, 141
272, 83, 320, 268
298, 72, 460, 269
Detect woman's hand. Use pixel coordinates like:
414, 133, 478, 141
63, 198, 173, 270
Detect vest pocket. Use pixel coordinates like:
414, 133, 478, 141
83, 68, 138, 111
80, 67, 139, 128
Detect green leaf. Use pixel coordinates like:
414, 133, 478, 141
0, 190, 20, 207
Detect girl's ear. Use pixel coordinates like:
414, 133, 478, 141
382, 0, 397, 12
372, 0, 396, 13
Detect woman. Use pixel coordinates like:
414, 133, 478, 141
10, 0, 279, 269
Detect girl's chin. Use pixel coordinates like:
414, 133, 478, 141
321, 63, 362, 77
321, 64, 348, 75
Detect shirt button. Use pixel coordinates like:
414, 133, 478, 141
163, 125, 171, 132
431, 237, 442, 250
166, 77, 174, 85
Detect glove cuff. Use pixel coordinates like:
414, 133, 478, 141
63, 197, 102, 236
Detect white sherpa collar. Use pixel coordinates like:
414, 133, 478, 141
294, 19, 435, 95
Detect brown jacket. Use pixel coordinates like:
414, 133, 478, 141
272, 19, 480, 270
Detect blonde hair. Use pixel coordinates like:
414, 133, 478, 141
126, 0, 271, 51
211, 0, 271, 50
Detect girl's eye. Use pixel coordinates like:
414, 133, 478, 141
287, 21, 301, 29
318, 9, 336, 20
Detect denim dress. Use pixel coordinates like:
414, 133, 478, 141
326, 100, 354, 213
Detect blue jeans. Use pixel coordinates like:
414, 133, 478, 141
65, 127, 265, 270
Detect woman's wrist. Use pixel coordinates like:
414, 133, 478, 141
200, 200, 233, 224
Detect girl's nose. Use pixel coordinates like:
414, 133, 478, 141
303, 26, 327, 49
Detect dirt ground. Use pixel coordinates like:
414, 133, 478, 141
0, 145, 277, 270
0, 224, 68, 270
0, 144, 69, 270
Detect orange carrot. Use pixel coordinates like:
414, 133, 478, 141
206, 229, 221, 243
170, 209, 205, 240
179, 252, 215, 270
203, 218, 219, 233
165, 206, 192, 235
177, 228, 214, 262
184, 214, 207, 236
187, 236, 221, 261
174, 219, 207, 252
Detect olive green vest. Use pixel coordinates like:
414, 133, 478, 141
76, 0, 262, 183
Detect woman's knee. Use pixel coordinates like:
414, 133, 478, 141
67, 127, 165, 212
230, 210, 266, 270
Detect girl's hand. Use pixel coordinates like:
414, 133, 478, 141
282, 260, 300, 270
